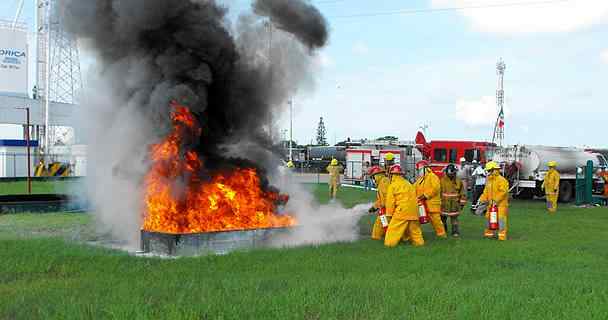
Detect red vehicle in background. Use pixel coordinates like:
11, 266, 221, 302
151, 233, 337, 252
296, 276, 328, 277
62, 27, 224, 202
415, 131, 496, 175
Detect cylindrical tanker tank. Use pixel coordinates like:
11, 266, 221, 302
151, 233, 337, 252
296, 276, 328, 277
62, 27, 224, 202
515, 145, 600, 177
307, 146, 346, 161
496, 145, 606, 202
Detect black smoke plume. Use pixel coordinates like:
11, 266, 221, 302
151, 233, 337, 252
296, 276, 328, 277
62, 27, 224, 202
254, 0, 328, 49
61, 0, 328, 182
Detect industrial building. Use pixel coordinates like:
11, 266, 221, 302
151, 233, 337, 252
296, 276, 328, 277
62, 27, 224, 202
0, 1, 85, 178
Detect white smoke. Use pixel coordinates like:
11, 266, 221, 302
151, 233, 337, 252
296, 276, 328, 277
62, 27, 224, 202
80, 69, 153, 249
269, 170, 370, 247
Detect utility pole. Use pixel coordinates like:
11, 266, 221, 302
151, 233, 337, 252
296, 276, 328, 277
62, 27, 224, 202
16, 107, 32, 194
266, 20, 272, 61
12, 0, 25, 30
288, 99, 293, 161
265, 20, 274, 137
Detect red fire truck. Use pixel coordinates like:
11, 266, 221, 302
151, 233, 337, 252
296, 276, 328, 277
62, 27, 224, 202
415, 131, 496, 175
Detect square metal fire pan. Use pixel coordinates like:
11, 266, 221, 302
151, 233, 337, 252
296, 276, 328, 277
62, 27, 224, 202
140, 227, 293, 256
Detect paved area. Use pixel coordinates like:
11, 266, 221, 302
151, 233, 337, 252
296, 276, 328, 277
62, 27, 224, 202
290, 173, 332, 184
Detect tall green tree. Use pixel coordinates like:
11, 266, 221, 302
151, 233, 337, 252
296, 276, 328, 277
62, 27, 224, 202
316, 117, 328, 146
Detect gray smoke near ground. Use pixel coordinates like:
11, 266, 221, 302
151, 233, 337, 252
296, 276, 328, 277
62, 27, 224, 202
270, 174, 370, 247
59, 0, 329, 246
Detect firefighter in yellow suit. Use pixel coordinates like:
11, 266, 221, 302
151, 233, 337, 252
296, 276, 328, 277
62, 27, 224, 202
600, 168, 608, 197
542, 161, 560, 214
326, 158, 343, 200
368, 166, 391, 240
479, 161, 510, 241
415, 160, 447, 238
440, 164, 467, 237
384, 164, 425, 247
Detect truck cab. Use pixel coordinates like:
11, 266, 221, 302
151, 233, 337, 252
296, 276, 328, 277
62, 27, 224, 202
415, 131, 496, 175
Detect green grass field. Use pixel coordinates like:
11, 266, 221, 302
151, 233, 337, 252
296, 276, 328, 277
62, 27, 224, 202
1, 183, 607, 319
0, 180, 79, 195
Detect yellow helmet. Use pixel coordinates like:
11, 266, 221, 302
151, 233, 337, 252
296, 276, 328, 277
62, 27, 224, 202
485, 161, 500, 171
331, 159, 338, 166
287, 161, 294, 168
385, 153, 395, 161
547, 161, 557, 167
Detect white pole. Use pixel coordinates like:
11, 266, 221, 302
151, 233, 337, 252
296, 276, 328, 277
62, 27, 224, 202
289, 99, 293, 161
44, 4, 50, 159
12, 0, 25, 30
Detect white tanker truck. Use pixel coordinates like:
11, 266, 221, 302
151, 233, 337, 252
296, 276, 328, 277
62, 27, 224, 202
494, 145, 607, 202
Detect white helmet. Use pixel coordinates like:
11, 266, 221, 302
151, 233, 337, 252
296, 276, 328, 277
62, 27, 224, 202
472, 160, 478, 164
459, 157, 466, 163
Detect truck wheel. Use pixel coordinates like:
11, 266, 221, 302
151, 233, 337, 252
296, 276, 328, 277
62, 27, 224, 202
534, 186, 545, 198
559, 181, 573, 203
516, 188, 534, 200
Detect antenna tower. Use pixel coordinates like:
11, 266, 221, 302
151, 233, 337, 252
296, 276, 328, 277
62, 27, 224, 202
492, 58, 506, 148
37, 0, 82, 152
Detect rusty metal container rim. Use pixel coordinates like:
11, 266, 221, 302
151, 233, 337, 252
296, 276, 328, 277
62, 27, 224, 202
140, 225, 297, 236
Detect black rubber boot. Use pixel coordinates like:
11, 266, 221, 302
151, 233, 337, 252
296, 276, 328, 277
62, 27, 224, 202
441, 216, 448, 235
452, 224, 460, 238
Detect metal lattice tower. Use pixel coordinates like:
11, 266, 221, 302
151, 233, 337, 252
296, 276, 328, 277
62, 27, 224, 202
492, 58, 506, 148
37, 0, 82, 151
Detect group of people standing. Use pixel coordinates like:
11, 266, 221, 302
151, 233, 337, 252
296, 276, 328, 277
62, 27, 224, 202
368, 159, 512, 247
323, 153, 566, 247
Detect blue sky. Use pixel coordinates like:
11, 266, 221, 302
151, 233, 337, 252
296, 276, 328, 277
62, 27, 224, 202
2, 0, 607, 147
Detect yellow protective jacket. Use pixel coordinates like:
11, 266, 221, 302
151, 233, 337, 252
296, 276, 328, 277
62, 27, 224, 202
385, 175, 418, 221
415, 169, 441, 212
326, 165, 343, 184
440, 176, 466, 214
542, 169, 560, 195
479, 172, 510, 209
600, 172, 608, 196
373, 175, 390, 213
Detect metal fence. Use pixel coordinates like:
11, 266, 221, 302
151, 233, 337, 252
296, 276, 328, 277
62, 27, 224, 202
0, 152, 87, 178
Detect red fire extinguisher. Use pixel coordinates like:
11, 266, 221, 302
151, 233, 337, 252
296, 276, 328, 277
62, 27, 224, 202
489, 203, 499, 230
417, 199, 430, 224
378, 208, 389, 232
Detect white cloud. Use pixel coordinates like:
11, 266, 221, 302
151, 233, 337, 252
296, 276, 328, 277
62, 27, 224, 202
352, 41, 370, 55
455, 96, 500, 126
431, 0, 608, 33
601, 49, 608, 64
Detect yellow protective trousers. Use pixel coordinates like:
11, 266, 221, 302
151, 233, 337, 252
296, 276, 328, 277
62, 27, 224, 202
484, 207, 509, 240
384, 217, 424, 247
428, 212, 447, 238
329, 180, 339, 199
371, 215, 392, 240
546, 193, 558, 213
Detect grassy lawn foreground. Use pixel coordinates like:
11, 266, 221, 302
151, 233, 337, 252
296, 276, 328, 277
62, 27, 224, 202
0, 184, 607, 319
0, 180, 81, 196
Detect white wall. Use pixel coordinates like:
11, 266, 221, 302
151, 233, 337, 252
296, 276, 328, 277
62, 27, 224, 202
0, 146, 37, 178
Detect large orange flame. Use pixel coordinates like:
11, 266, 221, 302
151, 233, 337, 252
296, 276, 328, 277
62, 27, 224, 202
142, 102, 296, 234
